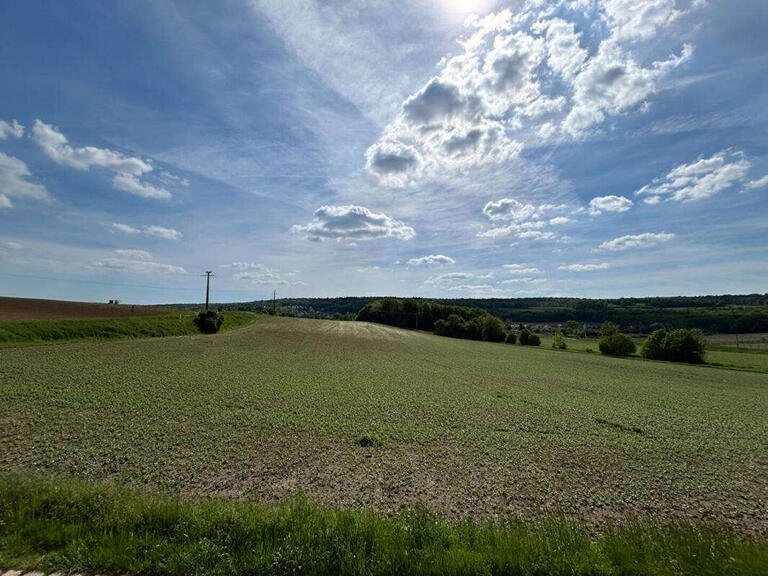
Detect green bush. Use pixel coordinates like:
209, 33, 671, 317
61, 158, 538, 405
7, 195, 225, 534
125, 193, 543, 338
519, 330, 541, 346
642, 329, 667, 360
505, 332, 517, 344
482, 315, 506, 342
552, 329, 567, 350
434, 314, 468, 339
599, 333, 636, 357
194, 310, 224, 334
642, 328, 706, 363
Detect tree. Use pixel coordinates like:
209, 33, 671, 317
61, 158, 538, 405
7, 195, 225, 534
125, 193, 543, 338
519, 329, 531, 345
599, 332, 636, 357
482, 315, 506, 342
434, 314, 468, 339
601, 322, 619, 337
564, 320, 583, 337
526, 333, 541, 346
194, 310, 224, 334
661, 329, 707, 363
505, 332, 517, 344
641, 329, 667, 360
552, 329, 567, 350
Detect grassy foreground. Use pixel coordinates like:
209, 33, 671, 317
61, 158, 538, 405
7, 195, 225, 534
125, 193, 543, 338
2, 317, 766, 532
0, 311, 259, 346
1, 476, 765, 576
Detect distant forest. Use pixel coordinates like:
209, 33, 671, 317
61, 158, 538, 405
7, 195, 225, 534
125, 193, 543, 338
180, 294, 768, 334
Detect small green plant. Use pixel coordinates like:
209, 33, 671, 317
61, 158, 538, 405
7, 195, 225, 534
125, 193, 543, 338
505, 332, 517, 344
519, 330, 541, 346
194, 310, 224, 334
354, 435, 380, 447
552, 329, 567, 350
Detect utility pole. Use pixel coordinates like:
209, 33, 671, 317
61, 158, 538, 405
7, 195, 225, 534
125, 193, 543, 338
272, 289, 277, 315
203, 271, 214, 310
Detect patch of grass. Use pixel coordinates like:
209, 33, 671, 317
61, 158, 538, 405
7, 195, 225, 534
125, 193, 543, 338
354, 434, 382, 447
0, 311, 260, 346
1, 316, 766, 533
0, 475, 764, 576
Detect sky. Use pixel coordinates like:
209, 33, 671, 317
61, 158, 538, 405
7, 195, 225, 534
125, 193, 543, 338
0, 0, 766, 304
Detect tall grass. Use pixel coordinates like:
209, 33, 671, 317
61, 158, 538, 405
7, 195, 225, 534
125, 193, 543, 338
0, 311, 259, 345
0, 476, 764, 575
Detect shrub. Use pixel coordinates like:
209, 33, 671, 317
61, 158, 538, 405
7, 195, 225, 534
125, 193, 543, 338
641, 329, 667, 360
642, 328, 706, 363
601, 322, 620, 337
505, 332, 517, 345
552, 330, 567, 350
194, 310, 224, 334
599, 332, 636, 357
482, 315, 506, 342
519, 329, 531, 345
526, 333, 541, 346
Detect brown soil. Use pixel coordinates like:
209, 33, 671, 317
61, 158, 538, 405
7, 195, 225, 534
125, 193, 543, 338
0, 296, 165, 321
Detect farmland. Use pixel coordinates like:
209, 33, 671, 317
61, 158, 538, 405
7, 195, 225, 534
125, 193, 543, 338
0, 296, 165, 320
1, 317, 766, 539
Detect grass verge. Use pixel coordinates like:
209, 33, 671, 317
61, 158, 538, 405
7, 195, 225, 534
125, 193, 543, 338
0, 311, 259, 346
0, 475, 765, 576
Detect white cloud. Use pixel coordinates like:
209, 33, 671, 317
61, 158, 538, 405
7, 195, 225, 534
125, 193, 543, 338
31, 120, 171, 200
291, 205, 415, 242
92, 252, 186, 274
558, 263, 610, 271
446, 284, 494, 292
744, 175, 768, 191
0, 119, 24, 139
636, 150, 752, 203
425, 272, 475, 287
365, 0, 699, 184
503, 264, 542, 274
114, 249, 153, 260
224, 262, 303, 286
0, 152, 51, 208
112, 223, 183, 240
407, 254, 455, 266
4, 241, 23, 249
480, 198, 571, 241
588, 195, 633, 215
500, 277, 547, 285
599, 231, 675, 251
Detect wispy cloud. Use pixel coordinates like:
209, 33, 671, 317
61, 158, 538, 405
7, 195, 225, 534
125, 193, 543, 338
599, 232, 675, 251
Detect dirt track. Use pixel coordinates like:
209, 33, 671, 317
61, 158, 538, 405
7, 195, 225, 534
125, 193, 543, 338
0, 296, 165, 320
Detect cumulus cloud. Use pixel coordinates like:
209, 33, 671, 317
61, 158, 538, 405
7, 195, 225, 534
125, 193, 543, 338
558, 263, 610, 271
224, 262, 304, 286
291, 205, 415, 242
31, 120, 172, 200
599, 231, 675, 251
0, 119, 24, 139
0, 152, 50, 208
407, 254, 455, 266
425, 272, 475, 287
365, 0, 700, 184
588, 195, 633, 215
480, 198, 571, 241
92, 250, 186, 274
112, 223, 183, 240
503, 264, 543, 274
636, 150, 752, 203
745, 175, 768, 190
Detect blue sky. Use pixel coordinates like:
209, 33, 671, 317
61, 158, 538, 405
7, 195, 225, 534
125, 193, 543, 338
0, 0, 766, 304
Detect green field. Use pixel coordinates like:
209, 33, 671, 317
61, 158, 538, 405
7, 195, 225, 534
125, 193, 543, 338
2, 316, 766, 537
0, 311, 258, 346
537, 333, 768, 373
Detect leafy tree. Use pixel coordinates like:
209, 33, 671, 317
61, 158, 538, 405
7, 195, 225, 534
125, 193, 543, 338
519, 330, 541, 346
519, 329, 531, 345
434, 314, 468, 339
599, 332, 636, 357
505, 332, 517, 344
662, 329, 707, 363
482, 315, 506, 342
552, 329, 567, 350
641, 329, 667, 360
194, 310, 224, 334
564, 320, 583, 337
600, 322, 619, 337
